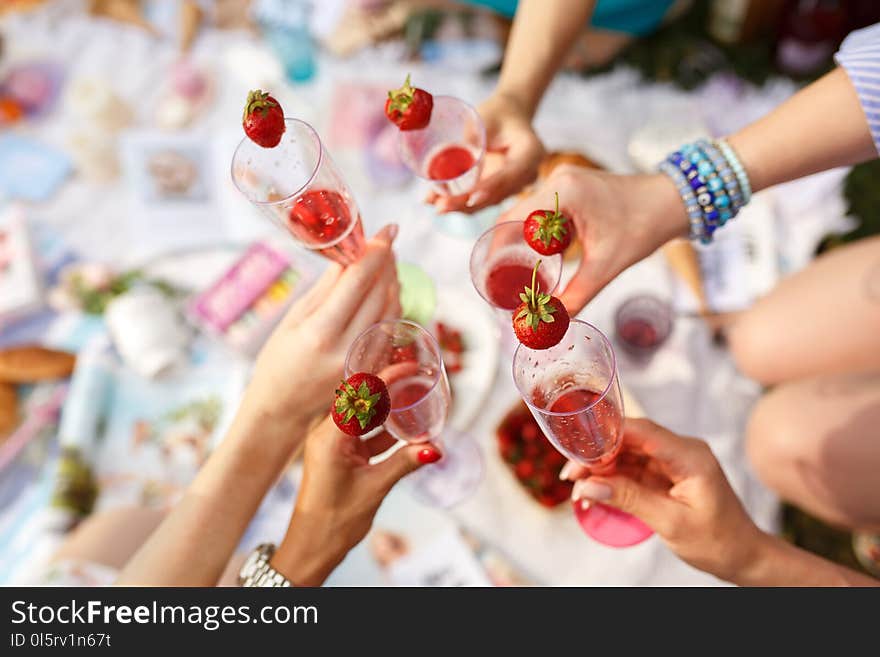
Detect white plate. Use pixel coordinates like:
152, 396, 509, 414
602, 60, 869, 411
433, 285, 500, 432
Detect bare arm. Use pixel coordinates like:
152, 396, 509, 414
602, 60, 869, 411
728, 67, 877, 194
117, 226, 401, 585
116, 405, 306, 586
495, 0, 597, 118
735, 533, 877, 587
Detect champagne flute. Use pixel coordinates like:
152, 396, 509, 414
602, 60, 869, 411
397, 96, 486, 198
231, 118, 366, 265
345, 319, 483, 508
470, 221, 563, 353
512, 319, 654, 547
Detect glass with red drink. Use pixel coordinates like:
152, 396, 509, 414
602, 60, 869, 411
397, 96, 486, 198
512, 320, 654, 547
470, 221, 563, 312
614, 294, 673, 360
231, 118, 366, 265
345, 319, 483, 508
470, 220, 563, 352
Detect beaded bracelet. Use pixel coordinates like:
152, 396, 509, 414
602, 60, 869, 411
696, 140, 743, 217
658, 137, 753, 243
668, 151, 723, 241
716, 138, 752, 205
659, 160, 707, 243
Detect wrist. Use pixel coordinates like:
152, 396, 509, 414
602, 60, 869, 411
492, 86, 538, 121
721, 528, 776, 586
631, 174, 690, 248
230, 386, 309, 452
271, 511, 351, 587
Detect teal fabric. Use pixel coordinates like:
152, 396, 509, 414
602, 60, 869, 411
465, 0, 676, 36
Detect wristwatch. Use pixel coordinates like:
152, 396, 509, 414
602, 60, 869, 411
238, 543, 292, 587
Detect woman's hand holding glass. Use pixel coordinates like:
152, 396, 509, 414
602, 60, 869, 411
497, 166, 689, 315
239, 224, 401, 441
426, 92, 545, 214
269, 417, 439, 586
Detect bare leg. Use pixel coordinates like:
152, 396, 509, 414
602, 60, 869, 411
53, 507, 167, 570
52, 507, 247, 585
728, 236, 880, 385
746, 372, 880, 533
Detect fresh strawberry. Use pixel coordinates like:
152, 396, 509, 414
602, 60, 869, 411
537, 493, 559, 508
242, 89, 285, 148
391, 343, 418, 364
512, 260, 570, 350
523, 192, 573, 256
521, 423, 539, 443
515, 459, 536, 479
384, 74, 433, 131
331, 373, 391, 436
436, 322, 464, 354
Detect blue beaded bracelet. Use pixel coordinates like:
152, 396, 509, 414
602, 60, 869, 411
716, 138, 752, 205
696, 140, 743, 218
658, 137, 753, 244
659, 160, 706, 243
668, 151, 722, 239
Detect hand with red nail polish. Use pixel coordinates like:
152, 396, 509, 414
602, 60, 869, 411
271, 417, 441, 586
242, 224, 401, 439
417, 447, 443, 464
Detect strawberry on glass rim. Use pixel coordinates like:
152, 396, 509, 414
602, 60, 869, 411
332, 373, 391, 436
242, 89, 285, 148
512, 260, 570, 350
384, 74, 433, 131
523, 192, 573, 256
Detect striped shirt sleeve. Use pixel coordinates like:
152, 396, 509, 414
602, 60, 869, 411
835, 22, 880, 154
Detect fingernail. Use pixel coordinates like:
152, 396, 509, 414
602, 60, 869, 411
387, 223, 399, 241
417, 447, 442, 464
559, 461, 576, 481
572, 479, 612, 502
466, 191, 487, 208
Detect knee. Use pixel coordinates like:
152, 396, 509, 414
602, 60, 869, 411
727, 311, 779, 386
745, 392, 801, 490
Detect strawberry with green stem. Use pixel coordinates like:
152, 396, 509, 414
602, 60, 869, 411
523, 192, 574, 256
384, 74, 433, 131
242, 89, 285, 148
512, 260, 570, 350
331, 373, 391, 436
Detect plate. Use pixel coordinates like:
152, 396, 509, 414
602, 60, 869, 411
432, 285, 500, 432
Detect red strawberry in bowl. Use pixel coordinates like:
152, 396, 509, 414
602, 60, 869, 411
242, 89, 285, 148
523, 192, 573, 256
512, 260, 570, 350
332, 373, 391, 436
384, 74, 433, 131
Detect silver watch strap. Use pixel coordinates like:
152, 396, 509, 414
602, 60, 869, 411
239, 543, 292, 587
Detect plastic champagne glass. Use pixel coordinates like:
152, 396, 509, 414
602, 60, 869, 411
512, 320, 654, 547
231, 118, 366, 265
345, 319, 483, 508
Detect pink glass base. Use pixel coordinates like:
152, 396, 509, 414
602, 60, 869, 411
572, 501, 654, 547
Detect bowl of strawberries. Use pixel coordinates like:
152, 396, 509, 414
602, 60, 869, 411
496, 402, 573, 508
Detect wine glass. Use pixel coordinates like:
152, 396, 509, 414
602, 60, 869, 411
345, 319, 483, 508
397, 96, 486, 198
231, 118, 366, 265
512, 319, 654, 547
470, 220, 563, 353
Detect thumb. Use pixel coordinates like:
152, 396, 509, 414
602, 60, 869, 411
572, 475, 674, 534
374, 443, 443, 492
558, 255, 608, 317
